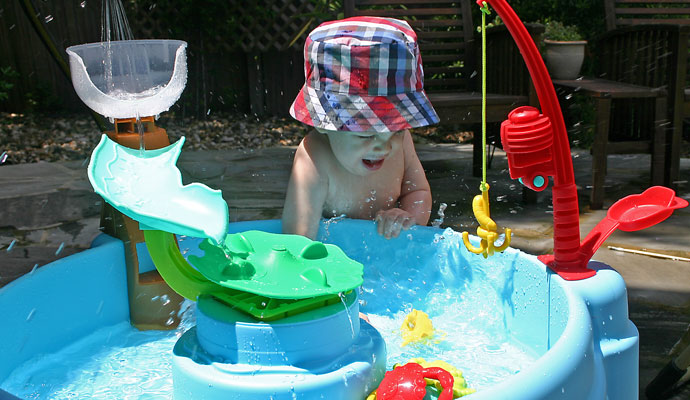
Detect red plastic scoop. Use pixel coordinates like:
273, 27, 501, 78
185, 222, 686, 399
608, 186, 688, 231
577, 186, 688, 273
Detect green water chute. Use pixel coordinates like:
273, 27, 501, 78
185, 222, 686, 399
88, 134, 229, 243
144, 230, 218, 301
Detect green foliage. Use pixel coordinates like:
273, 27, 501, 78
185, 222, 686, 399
543, 20, 583, 41
505, 0, 605, 40
0, 66, 19, 102
24, 80, 62, 112
477, 15, 503, 32
565, 93, 596, 149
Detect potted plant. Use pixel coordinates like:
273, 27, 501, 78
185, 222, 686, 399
542, 21, 587, 80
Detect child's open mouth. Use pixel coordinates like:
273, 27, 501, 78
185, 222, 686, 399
362, 158, 384, 171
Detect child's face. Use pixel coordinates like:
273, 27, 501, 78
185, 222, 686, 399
318, 128, 404, 176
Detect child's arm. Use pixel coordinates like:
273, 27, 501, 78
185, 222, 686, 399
375, 131, 432, 238
282, 134, 329, 239
399, 130, 432, 224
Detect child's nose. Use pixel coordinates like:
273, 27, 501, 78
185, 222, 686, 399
373, 138, 391, 153
372, 136, 392, 152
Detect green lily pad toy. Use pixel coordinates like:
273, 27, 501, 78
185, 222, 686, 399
144, 229, 363, 320
189, 230, 363, 299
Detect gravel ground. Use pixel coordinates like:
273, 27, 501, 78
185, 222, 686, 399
0, 111, 473, 165
0, 112, 312, 165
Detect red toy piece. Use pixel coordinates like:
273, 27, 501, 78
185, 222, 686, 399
376, 362, 454, 400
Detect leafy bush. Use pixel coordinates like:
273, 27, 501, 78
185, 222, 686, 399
544, 21, 584, 41
0, 66, 19, 102
505, 0, 605, 39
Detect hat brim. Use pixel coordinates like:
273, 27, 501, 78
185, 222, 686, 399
289, 84, 439, 132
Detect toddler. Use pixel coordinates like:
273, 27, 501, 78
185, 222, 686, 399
282, 16, 439, 239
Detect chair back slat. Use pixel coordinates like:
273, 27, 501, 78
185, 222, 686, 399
595, 25, 686, 141
598, 26, 679, 87
606, 0, 690, 29
344, 0, 475, 92
604, 0, 690, 124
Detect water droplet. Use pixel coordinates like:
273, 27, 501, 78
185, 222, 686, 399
26, 308, 36, 321
44, 15, 53, 23
0, 151, 7, 164
55, 242, 65, 256
431, 203, 447, 228
6, 239, 16, 252
80, 1, 86, 7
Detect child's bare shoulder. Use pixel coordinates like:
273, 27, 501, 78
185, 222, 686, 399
296, 132, 334, 169
302, 131, 330, 152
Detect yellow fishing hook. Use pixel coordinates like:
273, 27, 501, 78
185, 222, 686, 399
462, 184, 512, 258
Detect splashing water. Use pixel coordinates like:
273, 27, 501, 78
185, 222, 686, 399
101, 0, 133, 42
431, 202, 447, 228
136, 114, 145, 154
105, 85, 166, 101
321, 227, 537, 389
100, 0, 136, 106
2, 300, 197, 399
6, 239, 16, 252
339, 292, 357, 339
55, 242, 65, 256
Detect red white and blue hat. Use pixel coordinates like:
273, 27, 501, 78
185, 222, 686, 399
290, 16, 439, 132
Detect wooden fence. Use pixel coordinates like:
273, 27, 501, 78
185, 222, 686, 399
0, 0, 333, 117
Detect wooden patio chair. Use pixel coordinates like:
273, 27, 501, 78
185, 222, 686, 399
601, 0, 689, 191
552, 2, 690, 209
343, 0, 543, 181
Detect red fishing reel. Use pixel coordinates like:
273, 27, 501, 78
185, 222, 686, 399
500, 106, 556, 192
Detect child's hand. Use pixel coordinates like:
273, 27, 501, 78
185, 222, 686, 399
375, 208, 415, 239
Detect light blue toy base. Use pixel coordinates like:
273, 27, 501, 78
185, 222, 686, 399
194, 291, 361, 365
0, 219, 639, 400
172, 290, 386, 400
87, 134, 228, 243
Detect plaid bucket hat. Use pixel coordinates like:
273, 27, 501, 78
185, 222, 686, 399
290, 16, 439, 132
